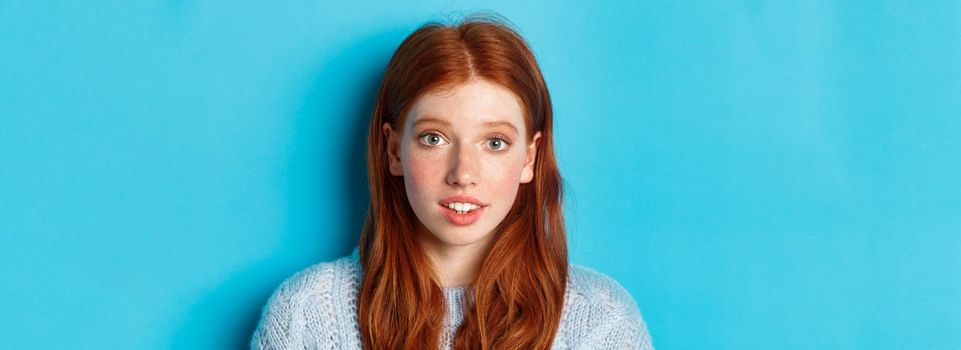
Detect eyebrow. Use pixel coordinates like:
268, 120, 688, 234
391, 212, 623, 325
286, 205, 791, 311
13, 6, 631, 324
482, 121, 519, 135
411, 117, 450, 129
412, 117, 519, 135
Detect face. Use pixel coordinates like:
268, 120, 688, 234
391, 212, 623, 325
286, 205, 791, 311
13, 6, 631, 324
383, 79, 541, 253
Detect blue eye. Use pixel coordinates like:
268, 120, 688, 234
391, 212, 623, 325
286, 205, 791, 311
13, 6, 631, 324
487, 138, 509, 150
418, 133, 446, 146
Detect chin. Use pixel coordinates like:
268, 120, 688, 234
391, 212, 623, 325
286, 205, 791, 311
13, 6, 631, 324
425, 225, 494, 247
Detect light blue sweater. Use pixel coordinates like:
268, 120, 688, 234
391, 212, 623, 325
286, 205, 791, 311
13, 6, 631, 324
251, 251, 653, 349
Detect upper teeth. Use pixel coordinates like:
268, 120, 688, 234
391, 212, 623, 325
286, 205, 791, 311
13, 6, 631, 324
446, 202, 480, 212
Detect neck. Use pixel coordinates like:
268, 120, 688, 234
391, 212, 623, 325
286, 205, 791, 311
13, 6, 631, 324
417, 227, 495, 288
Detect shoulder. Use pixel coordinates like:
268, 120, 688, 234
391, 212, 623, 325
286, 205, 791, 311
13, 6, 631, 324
250, 255, 363, 349
566, 264, 639, 316
270, 256, 362, 302
560, 264, 654, 349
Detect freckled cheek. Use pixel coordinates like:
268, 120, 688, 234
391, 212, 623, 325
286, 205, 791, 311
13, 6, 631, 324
402, 149, 445, 202
482, 156, 525, 198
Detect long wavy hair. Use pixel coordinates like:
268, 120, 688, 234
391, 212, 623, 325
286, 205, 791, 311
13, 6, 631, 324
358, 15, 568, 350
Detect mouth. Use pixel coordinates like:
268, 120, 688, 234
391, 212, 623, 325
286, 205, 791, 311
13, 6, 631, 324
439, 195, 487, 212
439, 195, 488, 225
441, 201, 484, 214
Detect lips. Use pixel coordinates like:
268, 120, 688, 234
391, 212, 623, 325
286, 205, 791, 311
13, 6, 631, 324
439, 195, 487, 206
440, 204, 486, 225
438, 195, 487, 226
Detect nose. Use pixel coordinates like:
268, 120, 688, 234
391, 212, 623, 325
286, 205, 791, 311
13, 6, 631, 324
446, 143, 478, 187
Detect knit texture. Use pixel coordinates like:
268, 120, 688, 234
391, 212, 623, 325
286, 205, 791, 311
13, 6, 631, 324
251, 251, 654, 349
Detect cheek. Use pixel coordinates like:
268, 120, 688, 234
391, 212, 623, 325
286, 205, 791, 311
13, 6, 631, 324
402, 149, 444, 202
483, 153, 526, 197
490, 176, 521, 204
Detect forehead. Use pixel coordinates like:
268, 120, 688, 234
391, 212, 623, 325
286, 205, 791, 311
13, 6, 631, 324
405, 80, 527, 132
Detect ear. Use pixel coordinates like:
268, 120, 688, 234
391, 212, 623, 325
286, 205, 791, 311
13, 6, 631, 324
382, 122, 404, 176
520, 131, 541, 183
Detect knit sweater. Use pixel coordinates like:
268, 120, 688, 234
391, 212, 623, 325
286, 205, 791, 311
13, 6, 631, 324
251, 251, 654, 349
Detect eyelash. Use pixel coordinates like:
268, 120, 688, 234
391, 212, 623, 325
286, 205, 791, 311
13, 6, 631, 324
417, 132, 512, 151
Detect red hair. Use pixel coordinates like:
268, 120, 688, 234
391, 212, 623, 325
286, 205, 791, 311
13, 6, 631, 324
358, 15, 568, 349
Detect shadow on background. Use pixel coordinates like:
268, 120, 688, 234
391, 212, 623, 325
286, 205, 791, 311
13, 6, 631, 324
169, 27, 406, 349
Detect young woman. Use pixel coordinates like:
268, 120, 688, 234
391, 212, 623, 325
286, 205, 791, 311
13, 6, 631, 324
252, 15, 653, 350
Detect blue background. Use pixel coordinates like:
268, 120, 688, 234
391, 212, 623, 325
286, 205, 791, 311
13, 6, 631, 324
2, 1, 959, 349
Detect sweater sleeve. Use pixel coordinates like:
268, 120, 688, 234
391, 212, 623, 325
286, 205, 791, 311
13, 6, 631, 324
567, 265, 655, 350
582, 308, 654, 350
250, 270, 311, 350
